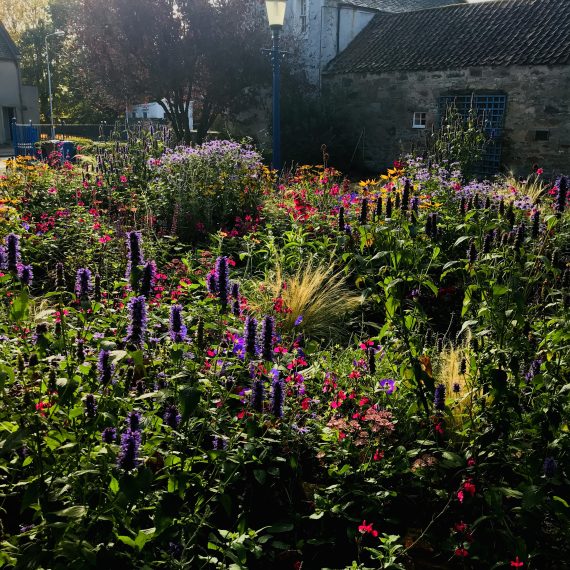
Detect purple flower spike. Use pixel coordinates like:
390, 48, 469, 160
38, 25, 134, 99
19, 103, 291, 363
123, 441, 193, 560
126, 296, 148, 346
117, 429, 141, 471
75, 268, 92, 298
17, 264, 33, 286
169, 304, 187, 342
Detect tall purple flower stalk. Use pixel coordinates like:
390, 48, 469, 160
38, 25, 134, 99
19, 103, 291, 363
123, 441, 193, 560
244, 316, 258, 357
169, 304, 187, 342
556, 176, 567, 216
126, 296, 148, 346
271, 376, 285, 418
126, 410, 142, 431
252, 378, 264, 412
125, 231, 144, 280
55, 262, 66, 289
338, 206, 345, 231
139, 260, 156, 298
101, 427, 116, 444
117, 429, 141, 471
17, 264, 33, 286
98, 349, 115, 385
359, 198, 368, 224
434, 383, 445, 411
260, 315, 275, 362
75, 268, 92, 298
215, 256, 230, 312
6, 233, 20, 273
84, 394, 97, 418
0, 246, 6, 271
163, 404, 181, 429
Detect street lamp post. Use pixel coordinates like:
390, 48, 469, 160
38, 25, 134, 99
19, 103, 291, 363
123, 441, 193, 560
45, 30, 65, 140
265, 0, 287, 172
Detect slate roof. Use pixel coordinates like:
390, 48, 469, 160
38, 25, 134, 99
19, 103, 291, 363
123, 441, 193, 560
0, 21, 19, 60
326, 0, 570, 74
341, 0, 464, 11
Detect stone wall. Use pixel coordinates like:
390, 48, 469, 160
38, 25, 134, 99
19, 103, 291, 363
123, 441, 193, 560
322, 64, 570, 177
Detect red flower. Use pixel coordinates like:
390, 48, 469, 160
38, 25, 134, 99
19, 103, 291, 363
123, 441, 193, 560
510, 556, 524, 568
454, 548, 469, 557
358, 520, 378, 537
373, 449, 384, 461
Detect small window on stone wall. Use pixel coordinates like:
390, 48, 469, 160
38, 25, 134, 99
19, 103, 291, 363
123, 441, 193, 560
535, 130, 550, 141
413, 112, 427, 129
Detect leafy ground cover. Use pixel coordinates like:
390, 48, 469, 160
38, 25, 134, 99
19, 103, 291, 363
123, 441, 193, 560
0, 142, 569, 569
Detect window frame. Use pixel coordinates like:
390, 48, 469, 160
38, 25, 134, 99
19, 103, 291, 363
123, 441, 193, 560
412, 112, 427, 129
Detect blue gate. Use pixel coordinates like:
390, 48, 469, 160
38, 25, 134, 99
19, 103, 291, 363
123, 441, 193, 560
10, 119, 40, 157
439, 94, 507, 178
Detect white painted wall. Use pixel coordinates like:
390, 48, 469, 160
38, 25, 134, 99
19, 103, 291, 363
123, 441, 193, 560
130, 100, 194, 130
283, 1, 378, 87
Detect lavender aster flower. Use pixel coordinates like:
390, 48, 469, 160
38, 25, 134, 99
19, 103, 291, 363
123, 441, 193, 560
139, 260, 156, 298
260, 315, 275, 362
271, 375, 285, 418
125, 231, 144, 280
251, 378, 264, 412
169, 304, 187, 342
6, 233, 20, 272
84, 394, 97, 418
434, 383, 445, 411
117, 429, 141, 471
126, 296, 148, 346
18, 264, 33, 286
244, 316, 258, 357
101, 427, 116, 443
379, 378, 396, 394
74, 268, 92, 299
98, 349, 115, 385
163, 404, 181, 429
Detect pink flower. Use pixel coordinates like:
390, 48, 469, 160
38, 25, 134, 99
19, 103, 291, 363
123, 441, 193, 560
536, 168, 543, 175
98, 235, 111, 244
358, 520, 378, 537
48, 186, 57, 194
510, 556, 524, 568
120, 175, 128, 183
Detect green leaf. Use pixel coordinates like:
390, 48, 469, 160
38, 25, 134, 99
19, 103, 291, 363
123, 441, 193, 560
453, 236, 470, 248
267, 523, 294, 533
109, 477, 119, 494
10, 290, 29, 322
55, 505, 87, 519
492, 284, 510, 296
117, 535, 136, 548
134, 528, 156, 551
553, 496, 569, 508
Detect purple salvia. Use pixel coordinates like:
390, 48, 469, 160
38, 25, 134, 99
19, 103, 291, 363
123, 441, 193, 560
338, 206, 345, 231
139, 260, 156, 298
84, 394, 97, 418
126, 410, 142, 431
359, 198, 368, 224
74, 268, 92, 298
101, 427, 116, 443
434, 383, 445, 411
6, 233, 20, 272
117, 429, 141, 471
169, 304, 187, 342
556, 176, 567, 216
386, 196, 392, 219
215, 256, 230, 312
467, 239, 477, 264
163, 404, 181, 429
244, 316, 258, 357
0, 246, 6, 271
17, 264, 33, 286
260, 315, 275, 362
98, 349, 115, 385
125, 231, 144, 280
270, 375, 285, 418
232, 299, 241, 317
531, 210, 540, 239
206, 271, 218, 294
231, 281, 240, 299
126, 295, 148, 346
251, 378, 264, 412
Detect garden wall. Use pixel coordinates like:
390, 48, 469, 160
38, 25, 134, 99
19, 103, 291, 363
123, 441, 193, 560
322, 64, 570, 176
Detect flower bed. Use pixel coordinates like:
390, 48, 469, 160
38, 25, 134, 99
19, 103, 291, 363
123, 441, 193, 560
0, 145, 569, 569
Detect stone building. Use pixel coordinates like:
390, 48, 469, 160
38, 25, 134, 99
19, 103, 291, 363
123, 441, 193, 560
284, 0, 465, 87
0, 22, 39, 146
322, 0, 570, 176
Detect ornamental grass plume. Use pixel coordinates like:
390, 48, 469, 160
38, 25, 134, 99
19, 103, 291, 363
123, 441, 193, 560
126, 296, 148, 346
248, 258, 362, 339
169, 304, 187, 342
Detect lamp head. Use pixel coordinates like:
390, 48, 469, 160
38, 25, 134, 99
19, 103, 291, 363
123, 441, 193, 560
265, 0, 287, 29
